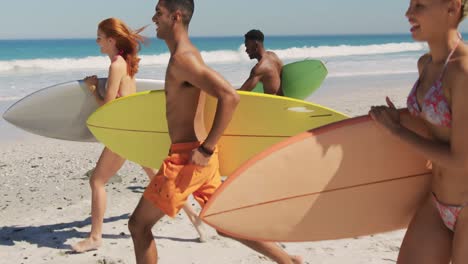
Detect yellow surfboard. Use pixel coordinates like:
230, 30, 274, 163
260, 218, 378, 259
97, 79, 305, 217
87, 90, 347, 175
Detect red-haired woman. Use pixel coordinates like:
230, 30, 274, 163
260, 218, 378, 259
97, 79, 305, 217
72, 18, 205, 253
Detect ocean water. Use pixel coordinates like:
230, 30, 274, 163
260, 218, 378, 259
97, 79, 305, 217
0, 34, 429, 101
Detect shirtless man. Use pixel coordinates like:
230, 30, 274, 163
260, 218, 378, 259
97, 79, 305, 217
239, 29, 284, 95
128, 1, 301, 263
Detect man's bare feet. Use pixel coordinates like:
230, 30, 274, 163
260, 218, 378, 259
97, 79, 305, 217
71, 237, 102, 253
291, 255, 303, 264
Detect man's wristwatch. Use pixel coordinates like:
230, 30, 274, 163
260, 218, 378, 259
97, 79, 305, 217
198, 143, 214, 156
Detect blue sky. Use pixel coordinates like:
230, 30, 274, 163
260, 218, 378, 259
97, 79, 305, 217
3, 0, 468, 39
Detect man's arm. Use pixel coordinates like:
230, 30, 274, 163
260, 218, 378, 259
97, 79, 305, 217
239, 66, 263, 91
174, 53, 240, 151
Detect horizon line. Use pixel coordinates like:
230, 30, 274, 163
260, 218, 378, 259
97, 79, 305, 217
0, 32, 422, 41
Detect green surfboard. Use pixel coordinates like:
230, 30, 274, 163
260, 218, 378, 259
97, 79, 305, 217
252, 59, 328, 99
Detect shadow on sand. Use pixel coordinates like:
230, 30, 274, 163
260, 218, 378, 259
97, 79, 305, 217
0, 213, 203, 252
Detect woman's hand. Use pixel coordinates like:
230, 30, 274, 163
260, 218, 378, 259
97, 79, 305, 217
369, 97, 402, 135
84, 75, 98, 93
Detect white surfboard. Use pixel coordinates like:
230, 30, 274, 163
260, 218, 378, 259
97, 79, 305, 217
2, 79, 164, 142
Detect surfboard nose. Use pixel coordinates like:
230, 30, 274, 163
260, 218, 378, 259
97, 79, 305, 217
2, 102, 21, 125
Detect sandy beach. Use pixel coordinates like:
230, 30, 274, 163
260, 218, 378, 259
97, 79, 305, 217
0, 72, 418, 264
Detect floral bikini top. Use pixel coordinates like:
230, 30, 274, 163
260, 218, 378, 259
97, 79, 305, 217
406, 37, 461, 128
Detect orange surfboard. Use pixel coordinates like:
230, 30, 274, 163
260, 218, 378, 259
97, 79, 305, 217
200, 110, 432, 242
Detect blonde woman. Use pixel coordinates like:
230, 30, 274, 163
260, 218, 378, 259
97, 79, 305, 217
370, 1, 468, 262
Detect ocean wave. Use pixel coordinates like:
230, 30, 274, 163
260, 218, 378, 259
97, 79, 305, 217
328, 69, 418, 77
0, 42, 425, 73
273, 42, 425, 59
325, 56, 419, 77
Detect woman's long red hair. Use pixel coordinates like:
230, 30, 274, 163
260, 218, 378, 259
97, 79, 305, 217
98, 18, 147, 78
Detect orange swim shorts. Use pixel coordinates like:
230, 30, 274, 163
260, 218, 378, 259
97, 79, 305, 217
143, 142, 221, 217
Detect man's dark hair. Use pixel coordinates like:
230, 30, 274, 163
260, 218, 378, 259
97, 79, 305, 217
244, 29, 264, 43
161, 0, 194, 26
